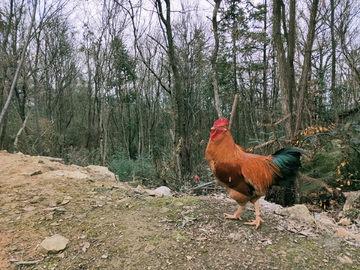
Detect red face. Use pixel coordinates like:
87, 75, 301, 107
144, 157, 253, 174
210, 118, 229, 141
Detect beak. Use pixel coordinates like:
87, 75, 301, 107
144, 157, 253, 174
211, 127, 215, 131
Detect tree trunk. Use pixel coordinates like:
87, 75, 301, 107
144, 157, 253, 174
295, 0, 319, 134
86, 50, 93, 150
0, 0, 38, 125
262, 0, 268, 140
14, 107, 31, 154
210, 0, 223, 119
331, 0, 339, 122
135, 80, 144, 157
156, 0, 190, 175
272, 0, 295, 141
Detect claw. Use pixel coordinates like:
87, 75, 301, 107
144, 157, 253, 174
223, 205, 244, 221
224, 213, 242, 220
244, 215, 264, 229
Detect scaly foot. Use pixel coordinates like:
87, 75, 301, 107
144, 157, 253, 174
244, 215, 264, 229
224, 213, 242, 220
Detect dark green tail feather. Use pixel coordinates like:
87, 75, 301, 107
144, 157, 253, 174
272, 147, 308, 187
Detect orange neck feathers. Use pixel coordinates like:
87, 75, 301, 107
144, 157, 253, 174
206, 130, 243, 162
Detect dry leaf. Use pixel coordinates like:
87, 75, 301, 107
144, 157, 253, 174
195, 237, 207, 241
299, 230, 317, 237
82, 242, 90, 253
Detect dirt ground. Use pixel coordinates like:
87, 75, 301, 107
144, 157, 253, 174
0, 150, 359, 270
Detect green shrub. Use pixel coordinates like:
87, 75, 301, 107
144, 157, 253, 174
111, 151, 155, 182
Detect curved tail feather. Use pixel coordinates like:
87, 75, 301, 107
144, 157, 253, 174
272, 147, 308, 187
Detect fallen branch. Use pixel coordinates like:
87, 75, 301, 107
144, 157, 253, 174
10, 259, 41, 265
186, 180, 216, 192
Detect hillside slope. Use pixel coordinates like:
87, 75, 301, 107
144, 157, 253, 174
0, 151, 359, 269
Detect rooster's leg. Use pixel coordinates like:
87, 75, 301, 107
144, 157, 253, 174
224, 205, 244, 220
244, 200, 264, 229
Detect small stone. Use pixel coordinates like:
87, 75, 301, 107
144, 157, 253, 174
174, 202, 184, 207
30, 196, 40, 204
145, 244, 156, 252
38, 234, 69, 254
45, 213, 54, 220
101, 254, 108, 259
23, 170, 42, 177
60, 196, 72, 205
50, 222, 60, 226
134, 185, 146, 194
48, 201, 57, 207
23, 206, 36, 212
160, 207, 170, 213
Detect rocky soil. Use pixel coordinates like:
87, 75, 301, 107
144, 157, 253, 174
0, 150, 359, 269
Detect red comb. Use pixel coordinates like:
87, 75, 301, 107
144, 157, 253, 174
213, 118, 229, 127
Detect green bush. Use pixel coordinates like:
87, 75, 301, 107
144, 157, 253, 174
111, 151, 155, 182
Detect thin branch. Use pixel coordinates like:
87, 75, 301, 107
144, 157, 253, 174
257, 114, 291, 127
186, 180, 216, 192
147, 34, 168, 52
10, 259, 41, 265
298, 172, 334, 194
229, 94, 239, 130
124, 0, 171, 95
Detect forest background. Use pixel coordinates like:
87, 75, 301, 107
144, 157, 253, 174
1, 0, 359, 191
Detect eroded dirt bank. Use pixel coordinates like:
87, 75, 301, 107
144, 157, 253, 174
0, 151, 359, 269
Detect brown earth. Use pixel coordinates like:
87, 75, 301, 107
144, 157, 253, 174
0, 150, 359, 269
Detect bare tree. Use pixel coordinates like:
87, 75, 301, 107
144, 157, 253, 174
0, 0, 38, 125
295, 0, 320, 133
337, 0, 360, 106
331, 0, 340, 122
272, 0, 296, 140
210, 0, 223, 119
154, 0, 191, 176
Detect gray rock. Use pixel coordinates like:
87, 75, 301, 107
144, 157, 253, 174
275, 204, 314, 224
134, 185, 146, 194
38, 234, 69, 254
86, 165, 116, 181
40, 170, 89, 180
23, 169, 42, 177
153, 186, 172, 197
343, 191, 360, 212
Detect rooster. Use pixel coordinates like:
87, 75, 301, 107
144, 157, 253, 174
205, 118, 307, 229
